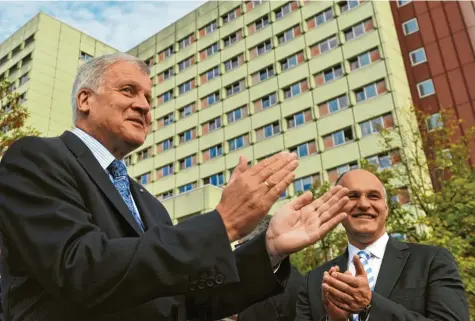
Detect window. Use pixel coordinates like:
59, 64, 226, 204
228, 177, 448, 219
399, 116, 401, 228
287, 109, 311, 129
224, 30, 242, 47
417, 79, 435, 98
178, 56, 194, 72
200, 43, 219, 60
210, 144, 223, 158
19, 73, 29, 86
294, 175, 318, 193
275, 2, 294, 20
229, 135, 246, 151
339, 0, 363, 13
159, 90, 173, 104
308, 8, 334, 29
200, 21, 218, 36
278, 25, 300, 45
252, 66, 274, 84
246, 0, 264, 11
409, 48, 427, 66
124, 156, 132, 167
323, 127, 354, 149
179, 103, 194, 118
290, 141, 317, 158
251, 15, 270, 33
426, 113, 443, 131
344, 18, 373, 41
80, 51, 93, 61
223, 7, 239, 24
227, 105, 248, 123
203, 91, 221, 106
256, 39, 272, 56
283, 80, 308, 99
179, 129, 195, 143
158, 190, 174, 200
281, 51, 304, 71
367, 150, 400, 169
204, 173, 225, 186
224, 54, 243, 72
24, 34, 35, 46
397, 0, 411, 7
179, 182, 196, 194
315, 64, 343, 86
158, 138, 173, 152
179, 34, 194, 49
226, 79, 245, 97
328, 162, 359, 183
161, 164, 174, 177
179, 155, 195, 170
355, 80, 387, 102
310, 36, 338, 57
256, 92, 278, 110
207, 117, 222, 132
179, 79, 194, 95
137, 147, 152, 161
138, 172, 152, 185
349, 48, 380, 71
319, 94, 349, 116
402, 18, 419, 35
258, 122, 280, 140
158, 113, 174, 128
162, 67, 174, 81
360, 114, 393, 136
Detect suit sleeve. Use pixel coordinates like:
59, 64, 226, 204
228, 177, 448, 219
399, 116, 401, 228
0, 137, 286, 315
370, 248, 470, 321
295, 273, 320, 321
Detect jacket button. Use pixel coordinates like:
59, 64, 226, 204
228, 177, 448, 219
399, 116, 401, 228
198, 280, 205, 289
206, 277, 215, 287
215, 274, 224, 284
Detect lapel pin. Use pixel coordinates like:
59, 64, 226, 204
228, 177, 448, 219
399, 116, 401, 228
140, 188, 144, 193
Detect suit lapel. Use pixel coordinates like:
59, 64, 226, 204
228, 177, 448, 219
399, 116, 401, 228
60, 131, 144, 235
373, 238, 410, 297
335, 249, 349, 272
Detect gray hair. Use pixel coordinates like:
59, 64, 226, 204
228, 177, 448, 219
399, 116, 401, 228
335, 170, 388, 202
240, 215, 273, 244
71, 52, 150, 124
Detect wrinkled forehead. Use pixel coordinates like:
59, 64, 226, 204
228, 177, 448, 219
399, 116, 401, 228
101, 61, 152, 90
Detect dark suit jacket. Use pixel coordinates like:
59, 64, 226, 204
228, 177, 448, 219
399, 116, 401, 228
237, 266, 304, 321
296, 238, 469, 321
0, 132, 289, 321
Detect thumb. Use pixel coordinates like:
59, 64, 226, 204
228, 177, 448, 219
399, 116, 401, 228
290, 191, 313, 210
228, 156, 248, 185
353, 254, 366, 276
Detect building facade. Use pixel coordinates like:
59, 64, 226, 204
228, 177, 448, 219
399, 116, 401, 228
126, 0, 416, 221
391, 0, 475, 173
0, 12, 117, 136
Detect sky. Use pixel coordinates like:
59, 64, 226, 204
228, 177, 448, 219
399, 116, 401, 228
0, 1, 209, 51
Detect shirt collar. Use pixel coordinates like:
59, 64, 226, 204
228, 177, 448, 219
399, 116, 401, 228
71, 127, 117, 170
348, 232, 389, 260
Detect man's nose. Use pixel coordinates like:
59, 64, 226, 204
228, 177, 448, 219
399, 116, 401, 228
133, 94, 151, 113
357, 195, 371, 209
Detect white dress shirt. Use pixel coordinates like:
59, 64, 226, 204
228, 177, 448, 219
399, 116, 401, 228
347, 232, 389, 284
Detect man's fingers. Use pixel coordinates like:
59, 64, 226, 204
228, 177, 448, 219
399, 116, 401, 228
322, 283, 353, 305
330, 271, 359, 288
315, 213, 347, 239
353, 254, 367, 277
228, 156, 248, 184
318, 196, 349, 223
264, 159, 299, 188
323, 274, 353, 293
289, 191, 313, 210
311, 186, 342, 208
248, 152, 293, 179
264, 171, 295, 204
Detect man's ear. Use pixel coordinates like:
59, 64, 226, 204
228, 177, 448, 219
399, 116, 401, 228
77, 89, 93, 114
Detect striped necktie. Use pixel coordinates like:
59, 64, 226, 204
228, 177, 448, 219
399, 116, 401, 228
352, 250, 374, 321
108, 160, 145, 231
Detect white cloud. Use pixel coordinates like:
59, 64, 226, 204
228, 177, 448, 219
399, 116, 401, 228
0, 1, 208, 51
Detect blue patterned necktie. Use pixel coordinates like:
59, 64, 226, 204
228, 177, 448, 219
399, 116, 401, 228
353, 250, 375, 321
108, 160, 145, 231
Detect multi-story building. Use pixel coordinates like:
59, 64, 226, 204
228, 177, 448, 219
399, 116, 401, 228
0, 12, 117, 136
126, 0, 417, 222
391, 0, 475, 181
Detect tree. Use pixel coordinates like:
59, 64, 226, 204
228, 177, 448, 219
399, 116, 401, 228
376, 105, 475, 317
0, 79, 39, 156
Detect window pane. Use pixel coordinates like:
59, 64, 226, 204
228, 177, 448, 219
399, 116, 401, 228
365, 84, 377, 98
329, 99, 339, 113
360, 122, 372, 136
295, 113, 304, 126
359, 53, 371, 67
333, 131, 344, 145
297, 144, 308, 157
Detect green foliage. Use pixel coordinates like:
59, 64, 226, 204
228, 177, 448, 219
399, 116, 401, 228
0, 80, 39, 155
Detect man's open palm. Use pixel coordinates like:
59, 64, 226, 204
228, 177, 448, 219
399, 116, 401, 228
266, 186, 349, 257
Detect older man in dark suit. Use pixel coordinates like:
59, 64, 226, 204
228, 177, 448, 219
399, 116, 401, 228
296, 169, 469, 321
0, 53, 350, 321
